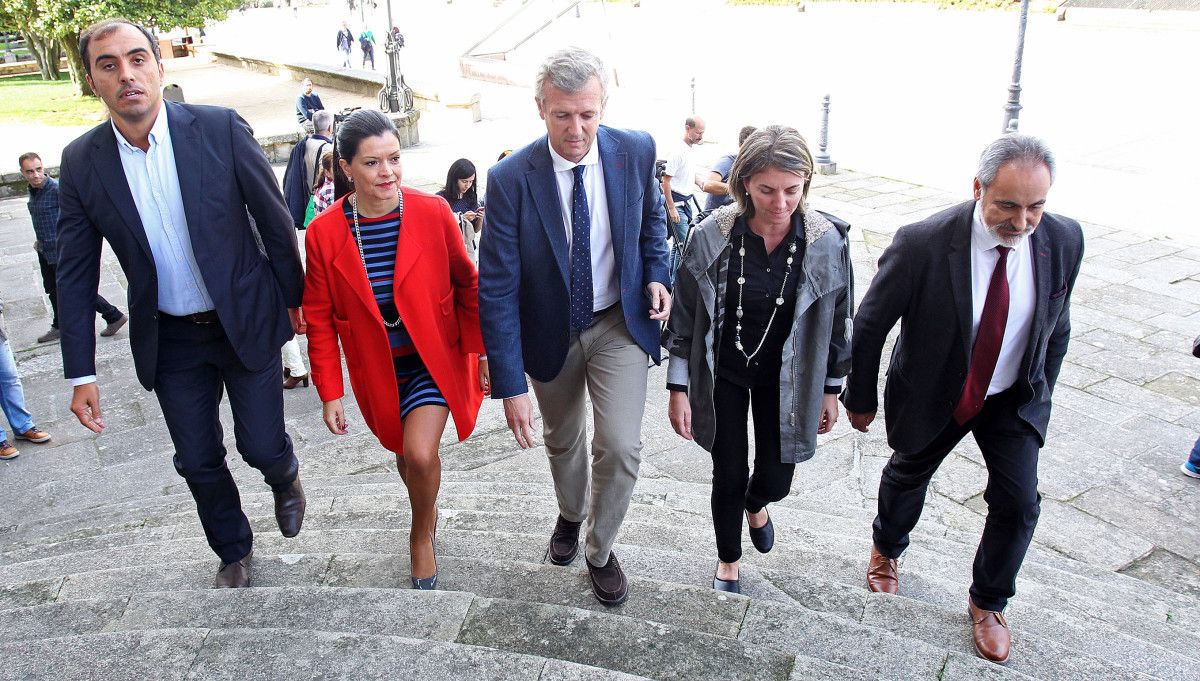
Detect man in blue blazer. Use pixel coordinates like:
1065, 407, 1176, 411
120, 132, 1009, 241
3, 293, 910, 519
479, 47, 671, 606
55, 19, 308, 588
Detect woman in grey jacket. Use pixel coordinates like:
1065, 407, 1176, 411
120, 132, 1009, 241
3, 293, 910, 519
662, 125, 853, 594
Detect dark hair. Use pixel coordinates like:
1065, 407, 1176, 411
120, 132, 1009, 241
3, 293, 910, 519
441, 158, 478, 205
79, 19, 160, 77
315, 150, 334, 192
496, 149, 512, 162
738, 125, 757, 147
333, 110, 402, 200
18, 152, 41, 168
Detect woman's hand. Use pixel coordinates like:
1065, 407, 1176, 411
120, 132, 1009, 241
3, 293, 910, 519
668, 391, 692, 440
464, 210, 479, 222
323, 399, 348, 435
478, 358, 491, 396
817, 393, 840, 434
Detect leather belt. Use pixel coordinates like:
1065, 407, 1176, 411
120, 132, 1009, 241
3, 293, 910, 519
162, 310, 219, 325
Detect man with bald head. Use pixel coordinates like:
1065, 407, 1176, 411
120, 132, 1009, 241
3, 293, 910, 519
843, 134, 1084, 663
661, 116, 706, 268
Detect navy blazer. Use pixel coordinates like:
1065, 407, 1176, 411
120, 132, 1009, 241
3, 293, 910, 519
55, 102, 304, 390
842, 200, 1084, 454
478, 126, 670, 399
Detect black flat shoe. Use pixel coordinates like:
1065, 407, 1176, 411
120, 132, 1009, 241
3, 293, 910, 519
748, 509, 774, 554
713, 573, 740, 594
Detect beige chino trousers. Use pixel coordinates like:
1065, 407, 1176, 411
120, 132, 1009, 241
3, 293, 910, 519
530, 304, 649, 567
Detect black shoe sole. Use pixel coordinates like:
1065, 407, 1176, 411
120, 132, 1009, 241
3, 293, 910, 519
592, 588, 628, 606
545, 544, 578, 566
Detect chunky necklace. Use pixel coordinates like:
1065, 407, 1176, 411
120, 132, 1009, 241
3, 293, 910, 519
733, 232, 798, 365
350, 188, 404, 328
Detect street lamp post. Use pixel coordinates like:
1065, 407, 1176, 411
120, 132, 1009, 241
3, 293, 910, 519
381, 0, 405, 113
1001, 0, 1031, 133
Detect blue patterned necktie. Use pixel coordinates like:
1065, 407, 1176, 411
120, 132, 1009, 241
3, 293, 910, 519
569, 164, 594, 330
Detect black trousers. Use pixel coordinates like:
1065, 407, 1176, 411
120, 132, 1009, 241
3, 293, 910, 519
710, 377, 795, 563
155, 314, 299, 563
38, 253, 122, 329
872, 387, 1041, 612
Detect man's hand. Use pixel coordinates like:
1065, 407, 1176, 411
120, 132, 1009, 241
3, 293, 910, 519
503, 394, 537, 449
647, 282, 671, 321
847, 409, 876, 433
288, 307, 307, 335
667, 204, 680, 225
668, 391, 692, 440
70, 383, 105, 433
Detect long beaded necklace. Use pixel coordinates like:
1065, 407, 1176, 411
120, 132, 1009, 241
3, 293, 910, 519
733, 231, 799, 365
350, 188, 404, 328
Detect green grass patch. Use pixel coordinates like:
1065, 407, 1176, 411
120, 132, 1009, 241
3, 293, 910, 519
0, 73, 107, 127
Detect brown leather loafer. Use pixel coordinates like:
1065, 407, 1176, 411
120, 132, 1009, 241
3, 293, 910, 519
274, 478, 306, 538
214, 550, 252, 588
100, 314, 128, 337
968, 599, 1011, 663
546, 515, 581, 566
587, 552, 628, 606
867, 545, 899, 594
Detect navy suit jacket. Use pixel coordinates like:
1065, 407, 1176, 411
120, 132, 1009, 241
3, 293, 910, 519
842, 200, 1084, 454
478, 126, 670, 399
56, 102, 304, 390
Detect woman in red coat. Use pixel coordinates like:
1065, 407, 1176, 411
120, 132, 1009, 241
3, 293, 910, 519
303, 110, 489, 589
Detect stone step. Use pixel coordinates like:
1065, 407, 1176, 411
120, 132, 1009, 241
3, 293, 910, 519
0, 528, 1194, 680
0, 589, 866, 680
22, 491, 1196, 630
0, 627, 650, 680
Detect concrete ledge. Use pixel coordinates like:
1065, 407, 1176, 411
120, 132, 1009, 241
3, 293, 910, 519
207, 49, 478, 120
0, 108, 419, 198
0, 58, 68, 78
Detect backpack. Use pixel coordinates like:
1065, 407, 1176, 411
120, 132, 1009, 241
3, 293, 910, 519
359, 35, 372, 51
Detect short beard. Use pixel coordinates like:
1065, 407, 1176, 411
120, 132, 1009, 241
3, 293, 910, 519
987, 222, 1029, 248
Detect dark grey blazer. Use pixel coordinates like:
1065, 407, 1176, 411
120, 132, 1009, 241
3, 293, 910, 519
842, 200, 1084, 454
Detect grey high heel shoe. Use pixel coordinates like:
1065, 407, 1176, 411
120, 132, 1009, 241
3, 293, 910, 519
411, 513, 438, 590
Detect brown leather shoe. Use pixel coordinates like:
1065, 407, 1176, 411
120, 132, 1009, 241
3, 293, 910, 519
214, 550, 252, 588
282, 373, 310, 389
546, 515, 581, 566
100, 314, 128, 337
867, 546, 899, 594
968, 599, 1012, 663
274, 478, 306, 538
587, 552, 628, 606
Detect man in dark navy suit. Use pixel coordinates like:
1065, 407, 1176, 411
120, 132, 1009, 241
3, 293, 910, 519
843, 134, 1084, 664
56, 19, 308, 588
479, 48, 670, 606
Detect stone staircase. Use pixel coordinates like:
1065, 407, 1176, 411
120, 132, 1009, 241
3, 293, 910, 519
0, 320, 1195, 679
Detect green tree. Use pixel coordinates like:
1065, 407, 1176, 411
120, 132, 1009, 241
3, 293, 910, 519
1, 0, 240, 96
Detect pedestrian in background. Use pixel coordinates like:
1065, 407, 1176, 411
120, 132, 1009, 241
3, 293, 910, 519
359, 28, 376, 70
436, 158, 483, 260
0, 302, 53, 460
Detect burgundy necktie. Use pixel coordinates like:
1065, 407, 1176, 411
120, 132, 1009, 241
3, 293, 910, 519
953, 245, 1011, 426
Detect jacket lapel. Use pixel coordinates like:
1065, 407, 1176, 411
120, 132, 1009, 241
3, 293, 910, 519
331, 202, 384, 318
89, 123, 154, 262
1028, 225, 1052, 349
392, 188, 423, 288
527, 140, 570, 288
946, 202, 975, 366
167, 102, 204, 252
599, 128, 627, 274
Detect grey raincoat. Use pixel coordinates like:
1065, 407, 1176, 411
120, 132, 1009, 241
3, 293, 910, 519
661, 203, 854, 463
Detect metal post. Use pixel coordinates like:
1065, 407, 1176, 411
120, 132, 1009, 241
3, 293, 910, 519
815, 94, 836, 174
381, 0, 402, 112
1002, 0, 1030, 133
690, 77, 695, 115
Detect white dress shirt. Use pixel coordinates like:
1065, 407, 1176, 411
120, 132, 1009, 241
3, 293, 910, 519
969, 201, 1036, 396
113, 104, 215, 316
547, 138, 620, 312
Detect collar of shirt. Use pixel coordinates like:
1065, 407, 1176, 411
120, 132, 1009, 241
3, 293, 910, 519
112, 101, 170, 153
547, 137, 600, 173
971, 200, 1012, 253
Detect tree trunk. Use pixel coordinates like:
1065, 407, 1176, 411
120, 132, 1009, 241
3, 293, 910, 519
61, 39, 94, 98
26, 34, 59, 80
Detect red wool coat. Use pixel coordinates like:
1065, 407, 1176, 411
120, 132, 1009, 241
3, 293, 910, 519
303, 188, 485, 454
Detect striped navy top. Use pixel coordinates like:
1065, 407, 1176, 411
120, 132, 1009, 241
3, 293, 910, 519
343, 202, 416, 353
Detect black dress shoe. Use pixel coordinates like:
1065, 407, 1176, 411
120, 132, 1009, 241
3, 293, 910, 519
546, 515, 581, 566
274, 478, 306, 538
748, 509, 774, 554
587, 552, 628, 606
214, 550, 252, 588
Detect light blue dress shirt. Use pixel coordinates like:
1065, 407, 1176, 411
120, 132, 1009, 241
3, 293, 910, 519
113, 104, 215, 316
